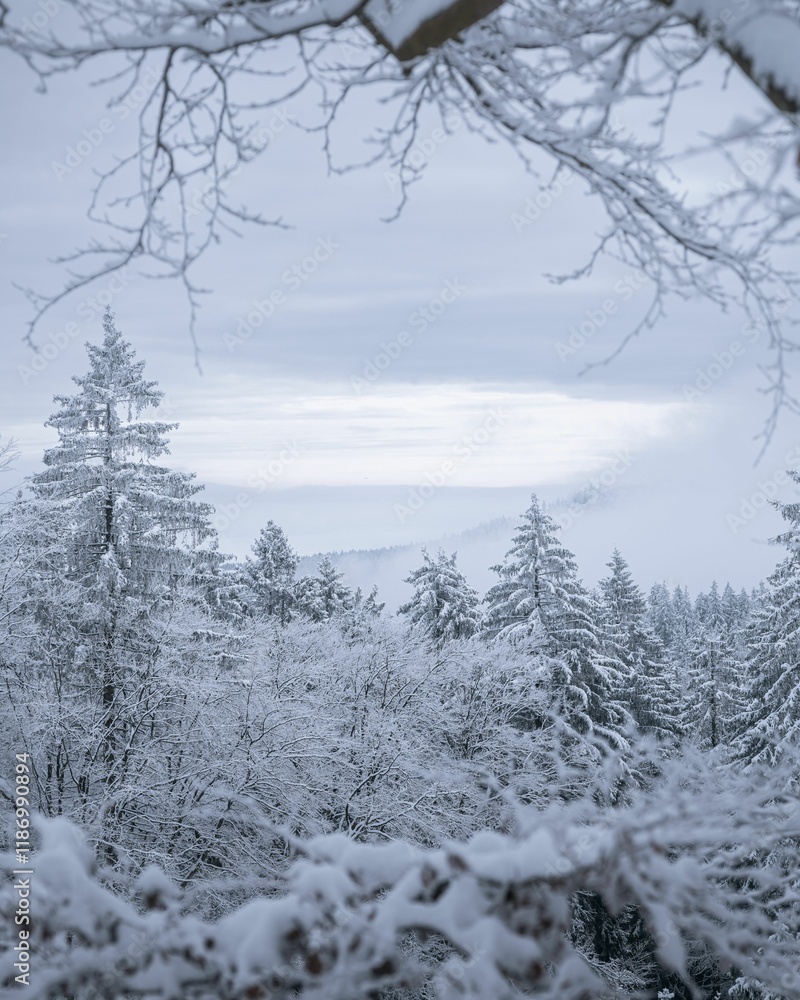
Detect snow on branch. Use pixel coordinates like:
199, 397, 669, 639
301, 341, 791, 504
668, 0, 800, 113
361, 0, 505, 60
2, 0, 800, 424
3, 753, 800, 999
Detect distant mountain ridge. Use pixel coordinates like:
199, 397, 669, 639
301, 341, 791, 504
295, 484, 631, 612
297, 515, 517, 612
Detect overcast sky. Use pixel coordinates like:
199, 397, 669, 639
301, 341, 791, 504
2, 28, 799, 594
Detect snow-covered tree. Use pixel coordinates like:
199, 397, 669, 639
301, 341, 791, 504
6, 312, 229, 861
6, 749, 800, 1000
647, 583, 697, 721
736, 476, 800, 766
484, 494, 629, 746
681, 582, 744, 750
399, 548, 481, 648
646, 582, 673, 648
31, 309, 215, 595
599, 550, 679, 740
339, 585, 385, 640
246, 520, 299, 623
0, 434, 18, 478
296, 556, 353, 622
352, 584, 384, 617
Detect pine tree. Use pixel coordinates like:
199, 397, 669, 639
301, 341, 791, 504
398, 548, 481, 648
683, 584, 725, 749
317, 555, 352, 619
682, 583, 743, 751
28, 310, 216, 790
484, 494, 629, 746
354, 584, 384, 617
294, 574, 323, 620
598, 550, 679, 740
31, 310, 214, 591
722, 582, 751, 632
669, 585, 697, 671
646, 585, 697, 727
296, 555, 352, 621
341, 584, 384, 633
735, 480, 800, 765
646, 582, 673, 650
246, 520, 299, 622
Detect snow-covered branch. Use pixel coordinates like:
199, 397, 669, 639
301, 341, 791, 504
2, 0, 800, 415
3, 754, 800, 999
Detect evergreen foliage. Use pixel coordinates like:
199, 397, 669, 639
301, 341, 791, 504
398, 547, 481, 647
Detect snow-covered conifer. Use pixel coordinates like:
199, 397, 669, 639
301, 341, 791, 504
735, 480, 800, 765
484, 494, 629, 746
398, 548, 481, 648
682, 583, 744, 750
599, 550, 679, 739
246, 520, 299, 622
296, 556, 352, 621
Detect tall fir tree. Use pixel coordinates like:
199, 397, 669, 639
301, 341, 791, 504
645, 582, 673, 650
398, 548, 481, 648
681, 582, 742, 750
736, 478, 800, 765
484, 494, 629, 746
28, 310, 216, 791
598, 550, 679, 740
31, 311, 214, 593
646, 584, 697, 726
296, 555, 353, 621
246, 520, 299, 623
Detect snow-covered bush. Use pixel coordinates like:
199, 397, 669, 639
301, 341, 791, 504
3, 751, 799, 999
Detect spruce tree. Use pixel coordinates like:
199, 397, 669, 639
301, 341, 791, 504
484, 494, 629, 746
599, 550, 679, 740
736, 481, 800, 765
316, 555, 352, 619
340, 585, 385, 640
246, 520, 299, 622
398, 548, 481, 648
682, 583, 743, 751
296, 556, 352, 621
645, 582, 673, 649
28, 310, 216, 787
646, 585, 697, 731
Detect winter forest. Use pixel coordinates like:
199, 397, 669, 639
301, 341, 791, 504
4, 0, 800, 999
3, 314, 800, 999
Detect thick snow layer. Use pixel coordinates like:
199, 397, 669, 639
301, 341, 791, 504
676, 0, 800, 103
364, 0, 466, 50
